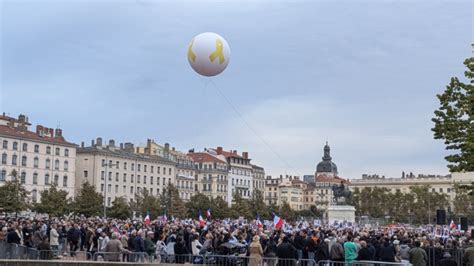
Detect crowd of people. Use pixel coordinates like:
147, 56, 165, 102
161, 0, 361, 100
0, 216, 473, 265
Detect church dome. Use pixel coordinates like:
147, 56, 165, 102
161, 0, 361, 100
316, 142, 338, 175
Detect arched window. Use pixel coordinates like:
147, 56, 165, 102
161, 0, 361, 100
20, 172, 26, 184
0, 169, 6, 182
1, 153, 6, 165
64, 149, 69, 157
34, 145, 39, 153
55, 147, 60, 156
54, 159, 59, 170
46, 146, 51, 154
32, 190, 37, 203
45, 158, 51, 169
34, 157, 39, 168
54, 174, 59, 186
22, 143, 28, 152
12, 142, 18, 150
12, 154, 17, 165
21, 156, 27, 166
33, 172, 38, 185
64, 160, 68, 171
63, 175, 68, 187
45, 174, 50, 185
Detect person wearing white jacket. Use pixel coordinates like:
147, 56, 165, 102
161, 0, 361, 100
49, 224, 59, 258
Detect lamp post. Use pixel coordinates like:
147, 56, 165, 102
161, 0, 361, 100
103, 160, 117, 219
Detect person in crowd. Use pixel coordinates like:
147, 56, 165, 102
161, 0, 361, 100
174, 235, 190, 264
330, 237, 344, 262
104, 232, 126, 262
249, 235, 264, 266
144, 231, 156, 262
191, 232, 202, 256
276, 235, 298, 266
67, 223, 80, 257
120, 230, 129, 262
49, 223, 59, 258
344, 235, 358, 263
38, 236, 52, 260
438, 251, 457, 266
464, 240, 474, 266
409, 240, 428, 266
356, 240, 371, 261
379, 237, 396, 262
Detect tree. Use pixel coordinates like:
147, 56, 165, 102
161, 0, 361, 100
452, 183, 474, 220
279, 201, 296, 221
210, 196, 232, 219
33, 184, 70, 217
108, 196, 132, 220
130, 189, 161, 219
409, 185, 449, 224
0, 178, 29, 214
73, 181, 103, 217
248, 190, 268, 218
186, 193, 212, 218
230, 192, 251, 219
432, 56, 474, 172
160, 184, 186, 218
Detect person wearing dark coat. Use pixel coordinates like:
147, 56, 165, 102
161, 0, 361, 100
174, 236, 190, 264
38, 237, 52, 260
6, 228, 21, 245
378, 238, 396, 262
67, 224, 81, 257
438, 252, 457, 266
315, 239, 330, 262
276, 236, 298, 266
356, 241, 372, 261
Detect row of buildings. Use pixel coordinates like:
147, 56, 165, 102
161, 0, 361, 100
0, 113, 473, 213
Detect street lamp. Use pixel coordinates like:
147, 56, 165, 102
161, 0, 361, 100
103, 160, 117, 219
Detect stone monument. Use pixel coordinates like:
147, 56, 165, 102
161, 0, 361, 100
327, 181, 356, 224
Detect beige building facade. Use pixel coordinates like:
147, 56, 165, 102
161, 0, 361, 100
75, 138, 176, 206
0, 114, 77, 203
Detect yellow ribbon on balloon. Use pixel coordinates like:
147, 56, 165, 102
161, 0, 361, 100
209, 39, 225, 64
188, 39, 196, 62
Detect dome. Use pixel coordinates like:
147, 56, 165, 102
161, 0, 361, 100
315, 142, 338, 175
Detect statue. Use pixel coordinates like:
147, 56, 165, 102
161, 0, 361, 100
331, 181, 352, 205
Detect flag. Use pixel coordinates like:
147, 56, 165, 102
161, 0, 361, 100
449, 220, 457, 230
144, 211, 150, 226
198, 212, 205, 226
273, 213, 284, 230
206, 209, 212, 219
256, 214, 263, 228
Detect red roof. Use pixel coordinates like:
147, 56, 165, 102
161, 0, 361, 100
187, 152, 227, 164
0, 125, 76, 147
213, 149, 244, 158
315, 174, 349, 184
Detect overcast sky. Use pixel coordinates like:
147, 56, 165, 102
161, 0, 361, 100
1, 0, 472, 179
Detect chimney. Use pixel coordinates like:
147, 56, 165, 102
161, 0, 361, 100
233, 150, 237, 155
91, 139, 95, 146
81, 142, 84, 148
242, 152, 248, 159
55, 128, 62, 138
124, 143, 134, 152
18, 114, 26, 123
188, 149, 194, 153
109, 139, 115, 147
217, 147, 223, 155
36, 125, 43, 134
164, 143, 170, 151
96, 137, 102, 146
49, 128, 54, 137
120, 143, 124, 149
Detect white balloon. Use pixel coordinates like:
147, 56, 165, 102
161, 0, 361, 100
187, 32, 231, 77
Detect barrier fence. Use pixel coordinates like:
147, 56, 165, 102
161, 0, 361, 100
0, 241, 470, 265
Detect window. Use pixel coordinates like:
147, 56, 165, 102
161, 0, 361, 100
12, 154, 17, 165
108, 184, 111, 193
115, 185, 118, 193
20, 172, 26, 184
32, 190, 37, 203
102, 159, 106, 167
54, 175, 59, 186
109, 160, 112, 166
46, 146, 51, 154
151, 166, 154, 173
116, 161, 119, 169
123, 186, 126, 193
130, 186, 134, 194
63, 176, 68, 187
138, 164, 141, 172
34, 157, 39, 168
0, 170, 6, 182
115, 172, 119, 182
158, 167, 160, 174
64, 160, 69, 171
169, 168, 171, 175
123, 173, 127, 182
84, 171, 88, 178
54, 159, 59, 170
33, 173, 38, 185
150, 176, 153, 185
144, 176, 147, 184
157, 188, 160, 194
34, 145, 39, 153
108, 172, 112, 181
137, 175, 141, 184
144, 165, 147, 172
107, 197, 111, 206
1, 153, 6, 164
2, 140, 7, 149
101, 171, 105, 180
157, 176, 160, 184
162, 178, 165, 186
13, 142, 18, 150
163, 167, 166, 174
45, 174, 50, 185
64, 149, 69, 157
55, 147, 60, 156
131, 163, 135, 171
447, 188, 451, 193
131, 174, 134, 183
22, 143, 27, 152
124, 162, 127, 170
101, 184, 104, 192
439, 188, 443, 193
